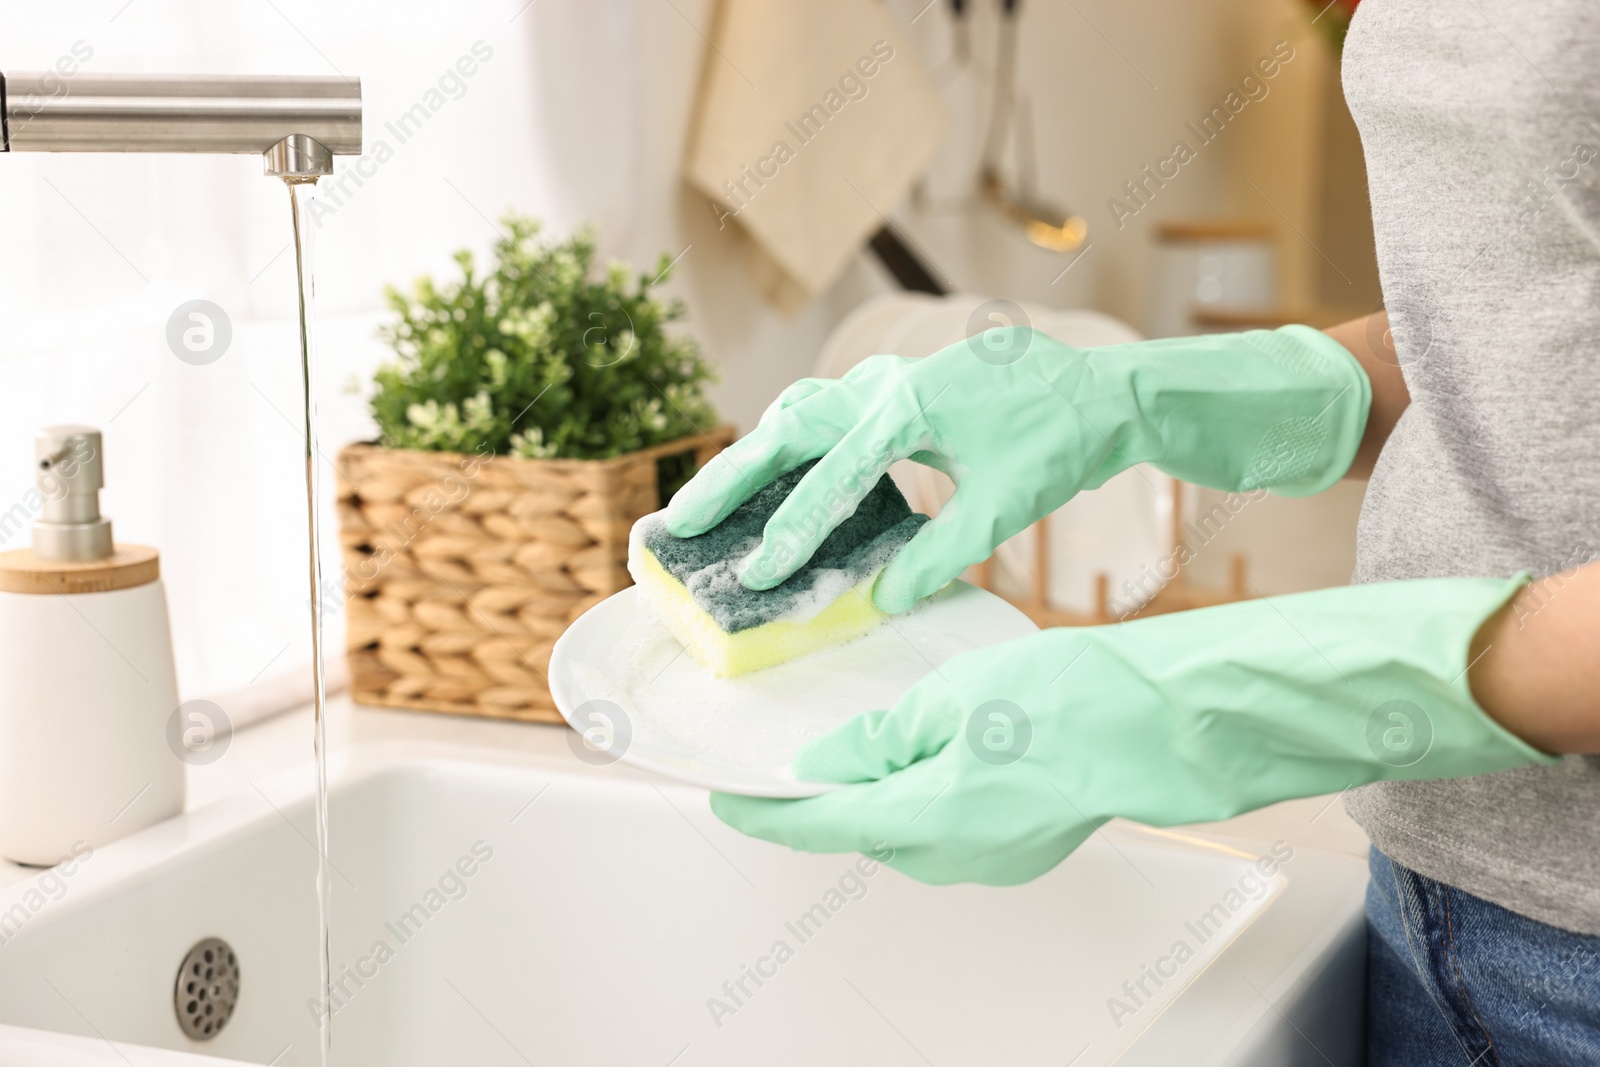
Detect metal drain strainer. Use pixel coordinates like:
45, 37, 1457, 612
174, 937, 240, 1040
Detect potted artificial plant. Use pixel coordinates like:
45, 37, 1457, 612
337, 216, 728, 723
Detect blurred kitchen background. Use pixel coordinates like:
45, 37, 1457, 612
0, 0, 1378, 706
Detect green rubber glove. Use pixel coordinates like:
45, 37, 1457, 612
665, 324, 1370, 613
711, 576, 1554, 885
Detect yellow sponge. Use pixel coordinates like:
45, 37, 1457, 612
627, 462, 927, 678
629, 546, 888, 676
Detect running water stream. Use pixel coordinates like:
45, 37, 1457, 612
285, 178, 334, 1067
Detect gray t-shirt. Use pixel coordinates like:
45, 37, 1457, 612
1341, 0, 1600, 935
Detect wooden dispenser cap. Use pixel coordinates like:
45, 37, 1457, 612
0, 544, 160, 595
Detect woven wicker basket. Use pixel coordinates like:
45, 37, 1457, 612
336, 427, 733, 723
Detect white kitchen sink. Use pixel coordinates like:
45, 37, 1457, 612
0, 738, 1366, 1065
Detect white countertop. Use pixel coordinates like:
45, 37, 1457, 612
205, 695, 1374, 854
1, 694, 1372, 889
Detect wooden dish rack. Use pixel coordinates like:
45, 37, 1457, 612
971, 476, 1251, 627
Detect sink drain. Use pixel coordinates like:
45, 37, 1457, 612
174, 937, 240, 1040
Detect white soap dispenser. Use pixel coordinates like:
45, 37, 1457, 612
0, 426, 185, 865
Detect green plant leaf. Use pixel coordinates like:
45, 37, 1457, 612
370, 215, 718, 469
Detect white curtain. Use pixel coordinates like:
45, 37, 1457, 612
1, 0, 884, 716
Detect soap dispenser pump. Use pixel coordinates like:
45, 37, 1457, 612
0, 426, 184, 866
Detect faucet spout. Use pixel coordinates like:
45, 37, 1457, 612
1, 72, 361, 158
264, 133, 334, 181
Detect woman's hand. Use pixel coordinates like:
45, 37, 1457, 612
711, 576, 1551, 885
667, 324, 1371, 614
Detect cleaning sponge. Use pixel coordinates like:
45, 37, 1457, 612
628, 462, 928, 677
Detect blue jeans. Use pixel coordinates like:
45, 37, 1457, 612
1367, 847, 1600, 1065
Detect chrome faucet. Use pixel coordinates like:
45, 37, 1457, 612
1, 71, 361, 179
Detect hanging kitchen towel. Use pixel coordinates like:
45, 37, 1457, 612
684, 0, 947, 312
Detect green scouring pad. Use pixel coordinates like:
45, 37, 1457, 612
627, 461, 928, 676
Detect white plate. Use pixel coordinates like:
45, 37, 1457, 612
549, 581, 1038, 797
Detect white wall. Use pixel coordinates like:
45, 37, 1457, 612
890, 0, 1332, 325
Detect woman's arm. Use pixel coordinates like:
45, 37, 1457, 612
1325, 311, 1410, 480
1471, 561, 1600, 754
1322, 311, 1596, 752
